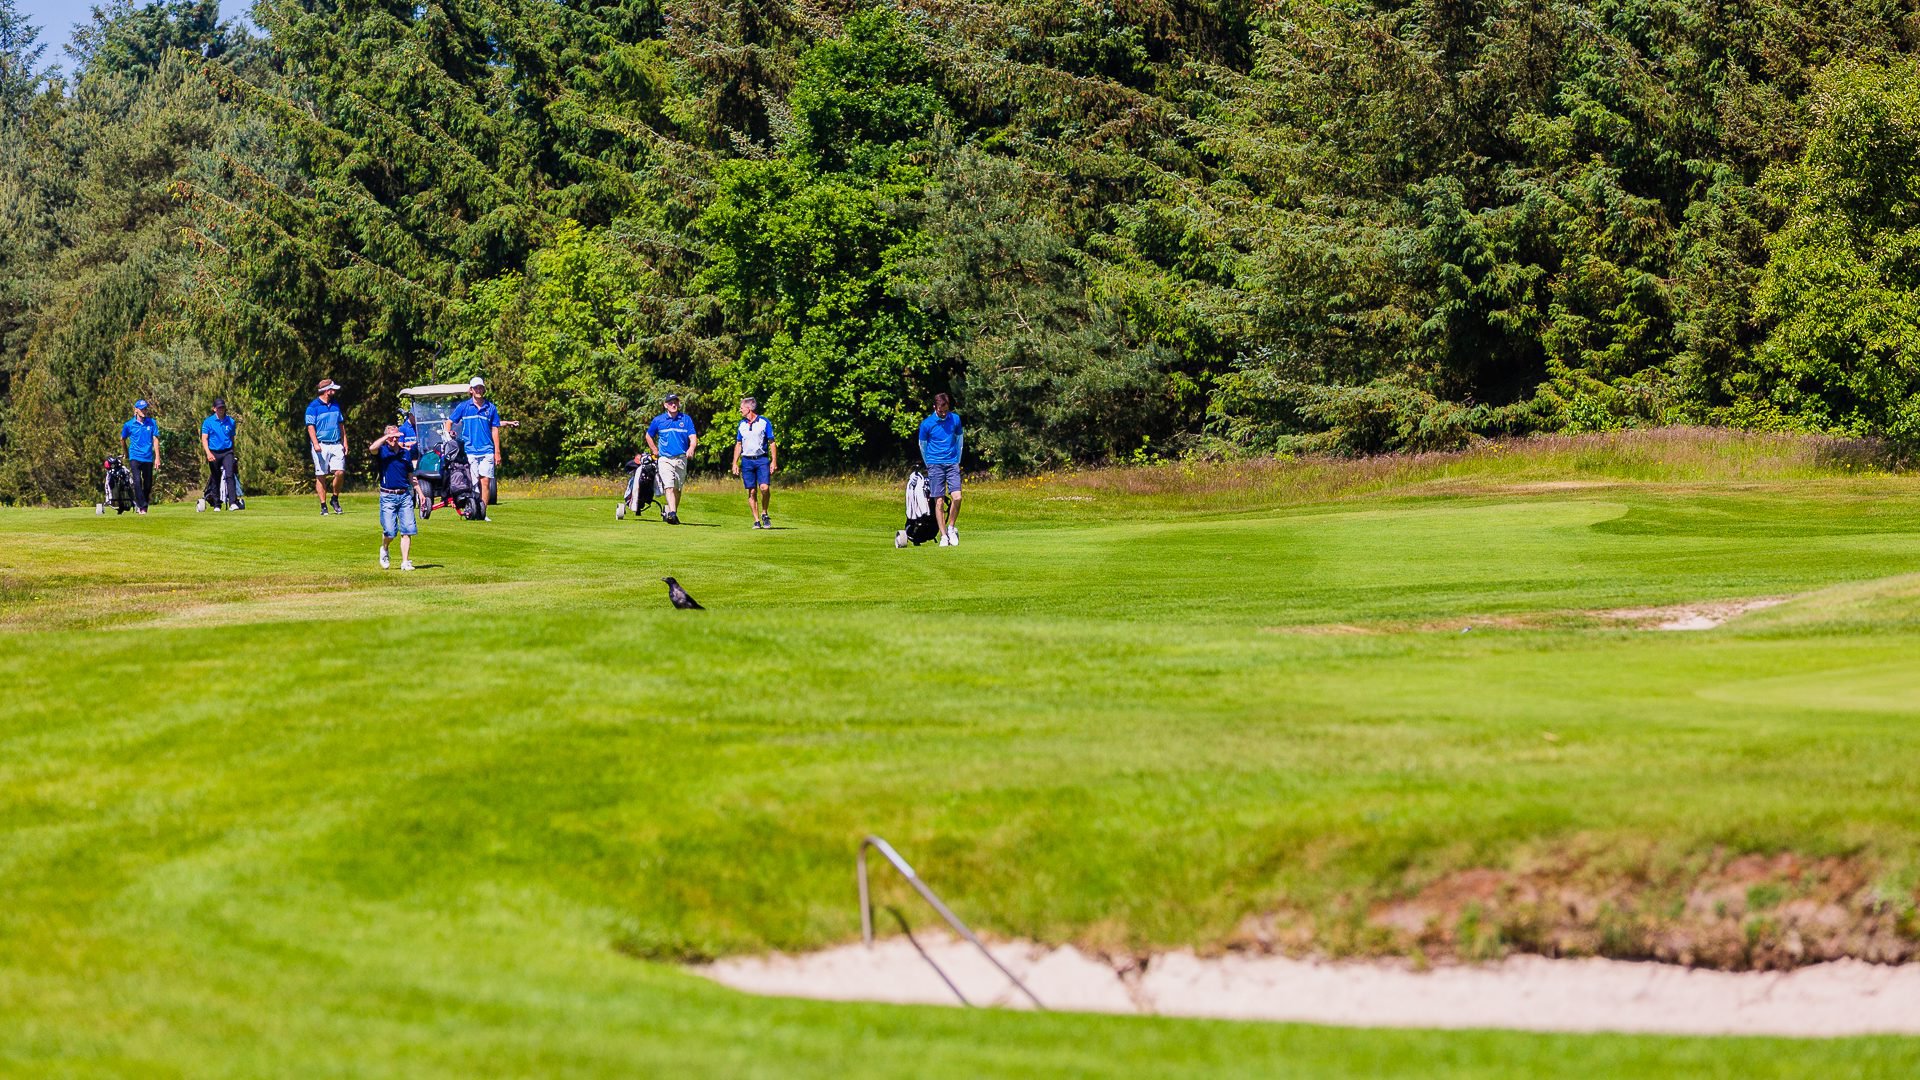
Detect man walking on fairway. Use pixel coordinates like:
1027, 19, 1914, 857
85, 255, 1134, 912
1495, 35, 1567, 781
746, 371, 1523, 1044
120, 399, 160, 515
447, 376, 502, 510
731, 396, 777, 529
306, 378, 347, 514
918, 392, 963, 546
197, 398, 240, 512
369, 424, 417, 570
645, 392, 698, 524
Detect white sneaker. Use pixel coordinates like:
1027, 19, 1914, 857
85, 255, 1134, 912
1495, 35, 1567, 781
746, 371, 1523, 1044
211, 504, 222, 512
947, 527, 958, 546
938, 533, 952, 547
196, 499, 207, 512
401, 561, 415, 571
379, 547, 390, 569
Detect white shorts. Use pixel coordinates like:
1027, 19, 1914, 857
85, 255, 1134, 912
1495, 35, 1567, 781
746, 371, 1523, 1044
311, 442, 345, 475
656, 454, 687, 490
468, 453, 495, 480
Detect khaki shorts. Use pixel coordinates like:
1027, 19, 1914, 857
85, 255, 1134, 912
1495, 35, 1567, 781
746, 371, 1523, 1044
656, 454, 687, 490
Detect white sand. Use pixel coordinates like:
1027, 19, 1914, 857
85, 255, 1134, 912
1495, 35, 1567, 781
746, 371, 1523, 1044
697, 937, 1920, 1036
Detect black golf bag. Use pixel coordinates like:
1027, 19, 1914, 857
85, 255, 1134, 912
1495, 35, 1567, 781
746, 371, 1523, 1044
444, 441, 486, 520
617, 455, 658, 521
100, 457, 136, 514
415, 434, 485, 520
896, 470, 939, 546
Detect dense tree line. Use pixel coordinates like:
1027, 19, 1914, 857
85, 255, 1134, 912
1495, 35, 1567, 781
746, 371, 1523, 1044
2, 0, 1918, 501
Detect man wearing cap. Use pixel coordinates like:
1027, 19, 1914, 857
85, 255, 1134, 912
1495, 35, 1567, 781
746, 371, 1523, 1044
197, 397, 240, 512
120, 399, 160, 515
644, 392, 698, 525
447, 376, 502, 511
368, 424, 418, 571
306, 378, 347, 514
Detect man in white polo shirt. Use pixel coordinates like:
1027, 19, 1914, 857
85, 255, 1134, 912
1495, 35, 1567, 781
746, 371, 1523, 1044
730, 395, 778, 529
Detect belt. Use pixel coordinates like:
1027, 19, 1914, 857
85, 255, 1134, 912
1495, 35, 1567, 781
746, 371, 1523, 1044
741, 454, 769, 460
379, 487, 410, 494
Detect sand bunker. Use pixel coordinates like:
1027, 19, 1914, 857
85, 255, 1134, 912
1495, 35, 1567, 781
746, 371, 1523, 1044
697, 936, 1920, 1036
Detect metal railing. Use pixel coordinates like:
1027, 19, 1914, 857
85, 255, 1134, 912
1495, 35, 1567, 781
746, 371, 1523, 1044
856, 835, 1045, 1010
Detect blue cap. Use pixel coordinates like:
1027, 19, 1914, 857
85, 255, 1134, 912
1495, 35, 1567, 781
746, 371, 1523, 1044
134, 399, 149, 410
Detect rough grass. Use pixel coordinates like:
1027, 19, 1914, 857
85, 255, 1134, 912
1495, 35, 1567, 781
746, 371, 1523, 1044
4, 429, 1920, 1076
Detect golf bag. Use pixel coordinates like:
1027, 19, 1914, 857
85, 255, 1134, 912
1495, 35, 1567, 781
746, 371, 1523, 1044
617, 455, 658, 521
895, 470, 939, 547
415, 434, 485, 520
100, 457, 136, 514
444, 442, 486, 521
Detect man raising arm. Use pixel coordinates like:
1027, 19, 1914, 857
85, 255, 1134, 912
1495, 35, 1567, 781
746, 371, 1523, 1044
368, 425, 418, 571
446, 377, 502, 512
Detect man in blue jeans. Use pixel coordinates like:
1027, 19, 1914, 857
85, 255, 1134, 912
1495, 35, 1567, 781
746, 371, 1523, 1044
120, 399, 160, 515
917, 392, 963, 546
368, 425, 417, 570
197, 398, 240, 512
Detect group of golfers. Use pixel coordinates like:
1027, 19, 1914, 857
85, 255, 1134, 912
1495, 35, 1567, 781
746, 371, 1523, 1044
112, 379, 967, 561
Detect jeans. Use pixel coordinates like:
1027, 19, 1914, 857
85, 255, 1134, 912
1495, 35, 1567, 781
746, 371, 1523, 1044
204, 450, 237, 506
379, 489, 418, 537
130, 459, 154, 510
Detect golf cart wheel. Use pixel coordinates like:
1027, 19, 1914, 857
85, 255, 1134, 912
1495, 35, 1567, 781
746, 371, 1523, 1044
95, 503, 104, 515
615, 502, 626, 521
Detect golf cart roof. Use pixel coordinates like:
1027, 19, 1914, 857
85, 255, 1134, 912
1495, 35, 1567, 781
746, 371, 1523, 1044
399, 383, 473, 398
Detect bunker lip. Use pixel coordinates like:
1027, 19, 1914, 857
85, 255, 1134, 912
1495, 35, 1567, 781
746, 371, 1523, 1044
694, 936, 1920, 1036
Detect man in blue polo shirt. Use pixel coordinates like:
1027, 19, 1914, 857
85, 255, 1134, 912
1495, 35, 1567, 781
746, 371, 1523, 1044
644, 392, 698, 524
196, 397, 240, 512
305, 378, 346, 515
917, 392, 964, 546
447, 376, 502, 511
119, 399, 160, 515
367, 424, 418, 571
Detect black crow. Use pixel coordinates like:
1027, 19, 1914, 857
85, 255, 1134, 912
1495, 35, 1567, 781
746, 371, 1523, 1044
663, 577, 703, 610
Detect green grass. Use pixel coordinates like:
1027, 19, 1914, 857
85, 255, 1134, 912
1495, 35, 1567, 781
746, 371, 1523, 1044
5, 431, 1920, 1076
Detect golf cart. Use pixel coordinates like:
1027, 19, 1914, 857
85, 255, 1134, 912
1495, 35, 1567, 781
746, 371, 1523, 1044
400, 383, 500, 517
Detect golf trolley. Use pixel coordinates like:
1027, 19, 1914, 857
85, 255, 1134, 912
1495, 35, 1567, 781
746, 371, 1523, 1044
97, 457, 136, 515
615, 454, 659, 521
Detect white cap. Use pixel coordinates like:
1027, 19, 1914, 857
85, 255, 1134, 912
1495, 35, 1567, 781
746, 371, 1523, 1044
468, 376, 486, 389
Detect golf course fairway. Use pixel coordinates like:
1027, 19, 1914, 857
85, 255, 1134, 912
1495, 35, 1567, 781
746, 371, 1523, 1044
5, 431, 1919, 1076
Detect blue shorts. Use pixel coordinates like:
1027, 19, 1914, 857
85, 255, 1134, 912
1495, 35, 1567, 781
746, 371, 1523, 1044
925, 463, 962, 499
379, 489, 418, 537
741, 456, 770, 489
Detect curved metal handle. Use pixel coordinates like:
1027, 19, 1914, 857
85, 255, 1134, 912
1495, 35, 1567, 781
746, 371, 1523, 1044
856, 835, 1045, 1010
